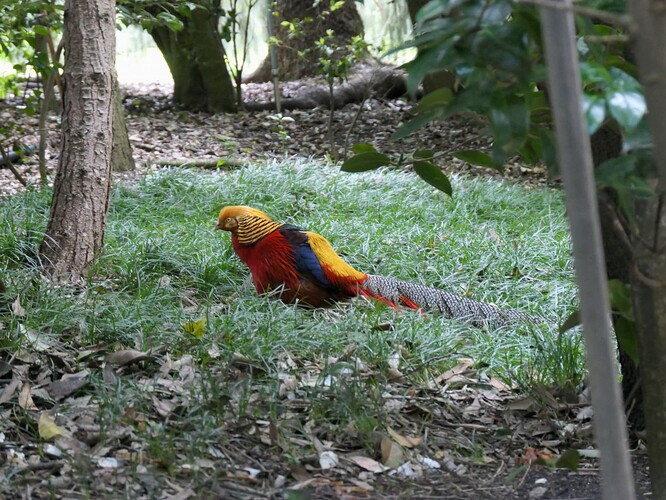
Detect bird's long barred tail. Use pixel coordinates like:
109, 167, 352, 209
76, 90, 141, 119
362, 275, 542, 328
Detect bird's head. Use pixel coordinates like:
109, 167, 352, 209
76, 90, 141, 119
216, 205, 272, 233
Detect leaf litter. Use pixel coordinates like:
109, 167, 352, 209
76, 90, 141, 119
0, 325, 647, 498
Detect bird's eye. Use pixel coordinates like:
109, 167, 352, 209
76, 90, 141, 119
226, 217, 232, 222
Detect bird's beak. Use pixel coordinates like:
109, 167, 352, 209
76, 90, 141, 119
215, 218, 238, 232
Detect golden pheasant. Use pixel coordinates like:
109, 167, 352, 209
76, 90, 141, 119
216, 205, 538, 327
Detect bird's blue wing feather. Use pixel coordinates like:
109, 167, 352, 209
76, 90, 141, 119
280, 225, 332, 287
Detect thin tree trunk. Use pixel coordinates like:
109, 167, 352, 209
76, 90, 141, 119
112, 74, 134, 172
625, 0, 666, 495
40, 0, 115, 280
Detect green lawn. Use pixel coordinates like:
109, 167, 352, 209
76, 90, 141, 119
0, 160, 581, 494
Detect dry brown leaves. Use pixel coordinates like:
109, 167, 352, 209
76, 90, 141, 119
0, 79, 548, 199
0, 318, 603, 499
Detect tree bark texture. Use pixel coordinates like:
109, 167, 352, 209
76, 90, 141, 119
248, 0, 364, 82
629, 195, 666, 496
40, 0, 115, 280
112, 74, 135, 172
149, 0, 237, 113
624, 0, 666, 495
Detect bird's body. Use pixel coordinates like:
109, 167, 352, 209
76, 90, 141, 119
217, 206, 539, 327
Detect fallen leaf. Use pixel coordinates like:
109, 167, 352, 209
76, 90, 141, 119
319, 450, 339, 470
489, 376, 512, 391
152, 396, 177, 417
0, 374, 19, 404
348, 478, 375, 491
387, 426, 422, 448
11, 296, 25, 317
529, 486, 548, 499
103, 363, 118, 386
556, 449, 580, 471
38, 412, 65, 440
577, 448, 600, 459
105, 349, 152, 366
182, 317, 206, 338
97, 457, 120, 468
380, 435, 404, 468
18, 382, 36, 410
48, 371, 89, 399
576, 406, 594, 421
417, 454, 442, 470
436, 358, 474, 383
24, 329, 53, 352
347, 455, 388, 473
507, 396, 536, 411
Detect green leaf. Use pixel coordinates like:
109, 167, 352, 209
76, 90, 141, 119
341, 152, 391, 172
413, 161, 452, 196
607, 90, 646, 132
415, 87, 453, 113
156, 12, 185, 32
391, 111, 439, 141
556, 449, 580, 471
489, 95, 529, 153
416, 0, 464, 23
622, 117, 653, 153
582, 94, 606, 134
183, 317, 206, 338
615, 316, 639, 365
580, 61, 612, 84
609, 67, 642, 93
452, 150, 495, 168
595, 153, 656, 225
351, 143, 378, 154
33, 25, 49, 36
608, 279, 633, 321
558, 310, 580, 334
413, 149, 434, 159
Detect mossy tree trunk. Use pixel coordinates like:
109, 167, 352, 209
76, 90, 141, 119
149, 0, 237, 112
249, 0, 364, 82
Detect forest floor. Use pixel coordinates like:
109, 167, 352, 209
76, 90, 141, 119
0, 79, 652, 499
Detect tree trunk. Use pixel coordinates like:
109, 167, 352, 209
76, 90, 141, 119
112, 74, 134, 172
248, 0, 364, 82
630, 197, 666, 496
590, 126, 644, 436
40, 0, 115, 280
625, 1, 666, 495
149, 0, 237, 113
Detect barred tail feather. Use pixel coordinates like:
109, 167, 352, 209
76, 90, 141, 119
361, 274, 542, 328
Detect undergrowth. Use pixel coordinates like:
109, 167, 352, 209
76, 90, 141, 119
0, 159, 579, 466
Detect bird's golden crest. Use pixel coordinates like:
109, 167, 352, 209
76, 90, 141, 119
216, 205, 282, 244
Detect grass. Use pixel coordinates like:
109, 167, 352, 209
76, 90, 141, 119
0, 159, 580, 494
